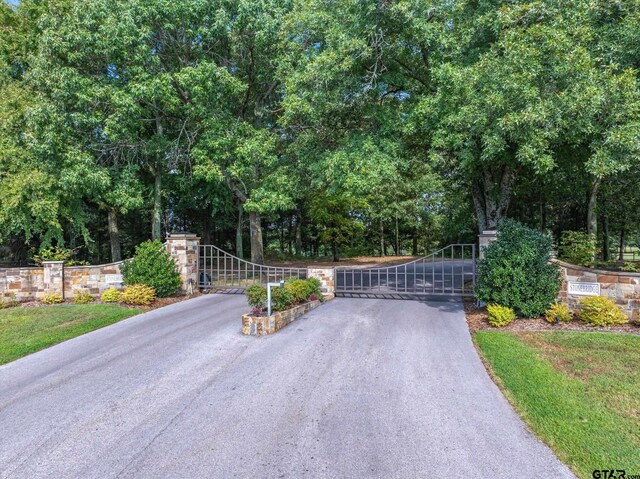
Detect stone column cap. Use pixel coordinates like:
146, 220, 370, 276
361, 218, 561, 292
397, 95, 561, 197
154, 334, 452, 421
42, 260, 65, 264
166, 233, 201, 239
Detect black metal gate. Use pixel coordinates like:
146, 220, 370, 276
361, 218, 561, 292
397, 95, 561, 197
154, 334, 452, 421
335, 244, 476, 297
198, 245, 307, 292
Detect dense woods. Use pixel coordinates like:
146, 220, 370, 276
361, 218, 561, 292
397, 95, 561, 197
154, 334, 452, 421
1, 0, 639, 265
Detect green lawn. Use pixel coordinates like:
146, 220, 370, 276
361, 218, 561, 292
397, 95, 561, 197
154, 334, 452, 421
475, 331, 640, 479
0, 304, 139, 365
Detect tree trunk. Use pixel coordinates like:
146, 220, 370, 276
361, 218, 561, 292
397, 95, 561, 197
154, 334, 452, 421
602, 212, 609, 261
395, 216, 399, 256
619, 227, 625, 261
151, 170, 162, 240
587, 177, 601, 237
470, 165, 515, 232
331, 239, 339, 262
380, 220, 385, 257
152, 114, 164, 241
279, 219, 285, 254
236, 201, 244, 258
249, 211, 264, 264
107, 208, 122, 262
295, 208, 303, 255
412, 229, 418, 256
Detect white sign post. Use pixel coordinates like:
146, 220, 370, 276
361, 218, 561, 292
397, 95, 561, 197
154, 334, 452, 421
567, 281, 600, 297
267, 281, 285, 317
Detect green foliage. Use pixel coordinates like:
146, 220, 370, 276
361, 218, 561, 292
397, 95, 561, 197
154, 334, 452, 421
72, 291, 93, 304
121, 241, 181, 298
246, 284, 268, 311
475, 220, 561, 317
1, 293, 19, 309
245, 278, 321, 313
284, 277, 322, 304
544, 303, 573, 324
487, 304, 516, 328
558, 231, 598, 267
579, 296, 628, 327
32, 246, 89, 266
270, 286, 293, 312
101, 288, 121, 303
120, 284, 156, 306
41, 293, 63, 305
621, 262, 639, 273
476, 220, 562, 318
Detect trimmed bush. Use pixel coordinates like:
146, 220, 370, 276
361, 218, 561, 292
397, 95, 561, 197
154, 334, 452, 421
245, 278, 321, 313
475, 220, 561, 317
487, 304, 516, 327
284, 277, 322, 304
121, 240, 181, 298
558, 230, 597, 267
41, 293, 64, 305
120, 284, 156, 306
579, 296, 628, 326
73, 290, 93, 304
621, 262, 639, 272
544, 303, 572, 323
246, 284, 268, 311
1, 294, 19, 309
101, 288, 122, 303
271, 286, 293, 312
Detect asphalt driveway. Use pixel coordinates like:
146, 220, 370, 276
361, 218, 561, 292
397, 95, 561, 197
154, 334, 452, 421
0, 295, 574, 478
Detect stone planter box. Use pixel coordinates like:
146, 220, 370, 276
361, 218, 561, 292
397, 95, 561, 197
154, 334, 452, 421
242, 298, 325, 336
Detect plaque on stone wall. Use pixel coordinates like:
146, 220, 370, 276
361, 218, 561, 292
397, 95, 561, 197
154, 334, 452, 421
568, 281, 600, 296
105, 274, 124, 284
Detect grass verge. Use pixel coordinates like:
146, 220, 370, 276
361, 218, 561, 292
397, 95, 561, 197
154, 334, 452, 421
475, 331, 640, 479
0, 304, 139, 365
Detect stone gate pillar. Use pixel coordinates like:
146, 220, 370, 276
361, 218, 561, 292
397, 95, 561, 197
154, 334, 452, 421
166, 233, 200, 294
43, 260, 65, 299
307, 268, 335, 298
478, 230, 497, 259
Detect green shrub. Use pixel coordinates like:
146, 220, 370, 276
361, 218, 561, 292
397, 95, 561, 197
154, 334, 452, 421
1, 294, 19, 308
271, 286, 293, 312
544, 302, 572, 323
579, 296, 628, 326
32, 246, 89, 266
41, 293, 64, 305
558, 230, 597, 267
121, 240, 181, 298
621, 262, 639, 272
284, 277, 322, 304
246, 284, 267, 311
487, 304, 516, 327
72, 290, 93, 304
101, 288, 122, 303
475, 220, 561, 317
120, 284, 156, 305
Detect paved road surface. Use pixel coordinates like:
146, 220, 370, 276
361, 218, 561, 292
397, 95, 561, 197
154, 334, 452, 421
0, 295, 574, 478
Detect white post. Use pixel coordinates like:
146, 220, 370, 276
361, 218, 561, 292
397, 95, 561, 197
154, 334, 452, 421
267, 281, 284, 317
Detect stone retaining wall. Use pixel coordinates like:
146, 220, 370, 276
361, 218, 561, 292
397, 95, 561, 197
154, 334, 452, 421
242, 299, 323, 336
0, 261, 125, 301
0, 234, 196, 302
556, 260, 640, 320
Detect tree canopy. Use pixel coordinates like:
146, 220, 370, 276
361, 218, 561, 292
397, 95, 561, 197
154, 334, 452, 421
1, 0, 639, 265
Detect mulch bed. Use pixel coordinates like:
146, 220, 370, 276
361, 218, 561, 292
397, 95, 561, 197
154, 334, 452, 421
464, 300, 640, 335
